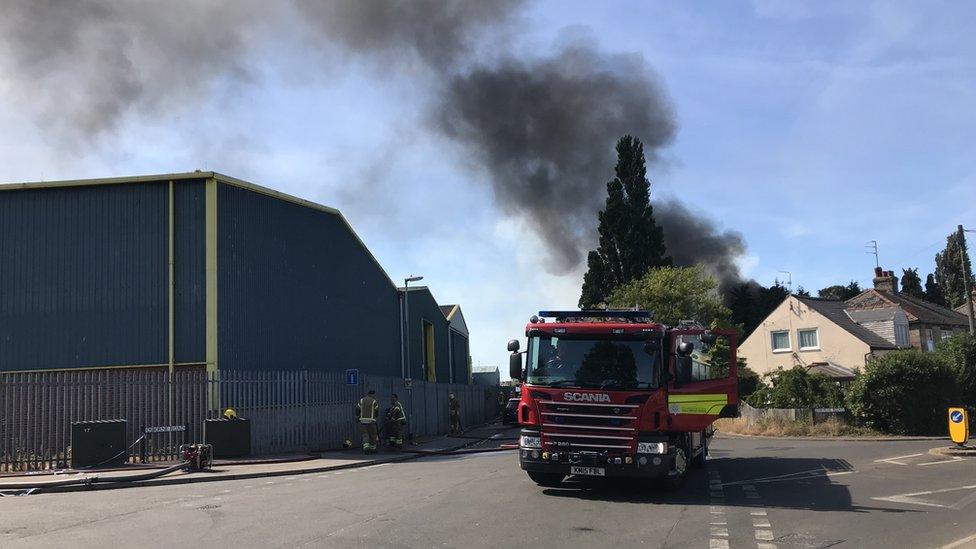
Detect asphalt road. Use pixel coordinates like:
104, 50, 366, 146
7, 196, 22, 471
3, 433, 976, 549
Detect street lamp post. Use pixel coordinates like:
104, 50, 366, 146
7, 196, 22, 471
403, 275, 423, 440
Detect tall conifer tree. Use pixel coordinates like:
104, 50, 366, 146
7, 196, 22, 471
579, 136, 669, 308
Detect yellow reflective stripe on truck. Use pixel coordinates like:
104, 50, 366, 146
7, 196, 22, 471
667, 394, 728, 415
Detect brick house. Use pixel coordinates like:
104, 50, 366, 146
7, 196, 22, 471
846, 268, 969, 351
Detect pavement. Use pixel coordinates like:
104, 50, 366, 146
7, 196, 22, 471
0, 423, 515, 493
4, 429, 976, 548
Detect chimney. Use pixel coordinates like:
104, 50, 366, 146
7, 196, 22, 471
873, 267, 898, 293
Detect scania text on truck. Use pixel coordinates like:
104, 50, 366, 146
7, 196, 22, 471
508, 310, 739, 488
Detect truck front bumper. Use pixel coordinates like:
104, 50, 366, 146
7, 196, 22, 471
518, 448, 673, 478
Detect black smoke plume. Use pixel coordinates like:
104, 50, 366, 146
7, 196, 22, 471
655, 200, 747, 294
1, 1, 749, 286
435, 37, 676, 272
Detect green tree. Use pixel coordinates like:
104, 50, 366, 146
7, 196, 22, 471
795, 286, 811, 297
579, 136, 669, 308
818, 280, 861, 300
737, 364, 761, 399
899, 268, 925, 299
606, 265, 729, 327
935, 230, 975, 308
939, 333, 976, 407
727, 281, 789, 339
847, 350, 960, 435
925, 273, 947, 306
746, 367, 844, 408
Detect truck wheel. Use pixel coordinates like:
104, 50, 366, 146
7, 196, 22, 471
660, 446, 688, 490
690, 432, 708, 469
527, 472, 565, 487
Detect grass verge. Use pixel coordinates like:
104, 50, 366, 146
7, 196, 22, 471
714, 417, 881, 437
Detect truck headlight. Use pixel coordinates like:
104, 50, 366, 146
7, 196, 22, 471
520, 435, 542, 449
637, 442, 667, 454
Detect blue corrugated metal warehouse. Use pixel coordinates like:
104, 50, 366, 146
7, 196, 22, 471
0, 172, 469, 380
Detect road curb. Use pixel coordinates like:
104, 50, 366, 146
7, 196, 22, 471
716, 432, 945, 442
929, 446, 976, 456
16, 428, 511, 494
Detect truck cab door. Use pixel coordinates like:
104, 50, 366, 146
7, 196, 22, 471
666, 328, 739, 432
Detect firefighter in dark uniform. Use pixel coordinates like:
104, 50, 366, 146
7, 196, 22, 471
385, 393, 407, 449
449, 393, 462, 435
356, 389, 380, 454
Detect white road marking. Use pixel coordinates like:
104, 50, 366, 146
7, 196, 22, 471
873, 452, 925, 465
757, 544, 778, 549
750, 510, 767, 516
710, 471, 728, 549
756, 530, 774, 541
943, 531, 976, 549
918, 456, 965, 466
874, 483, 976, 509
719, 467, 853, 487
753, 519, 772, 528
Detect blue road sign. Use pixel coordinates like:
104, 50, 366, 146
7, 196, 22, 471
345, 369, 359, 386
951, 410, 964, 423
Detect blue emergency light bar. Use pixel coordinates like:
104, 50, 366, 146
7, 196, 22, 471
538, 310, 651, 319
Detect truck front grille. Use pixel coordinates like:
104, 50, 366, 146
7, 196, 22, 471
537, 400, 637, 453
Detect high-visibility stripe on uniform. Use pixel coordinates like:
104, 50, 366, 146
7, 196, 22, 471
358, 397, 378, 423
390, 402, 406, 423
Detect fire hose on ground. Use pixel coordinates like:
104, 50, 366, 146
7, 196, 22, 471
0, 460, 190, 495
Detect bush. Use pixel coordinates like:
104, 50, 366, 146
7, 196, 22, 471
847, 350, 960, 435
939, 333, 976, 405
745, 366, 844, 409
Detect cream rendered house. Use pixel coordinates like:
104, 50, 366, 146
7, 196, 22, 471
739, 295, 899, 378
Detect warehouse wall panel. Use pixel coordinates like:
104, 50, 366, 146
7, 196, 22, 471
173, 181, 206, 363
450, 330, 470, 384
402, 288, 451, 383
217, 183, 401, 376
0, 183, 168, 370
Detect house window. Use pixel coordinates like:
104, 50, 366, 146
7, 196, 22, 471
770, 330, 791, 352
895, 324, 910, 347
797, 329, 819, 350
941, 328, 954, 341
925, 328, 935, 352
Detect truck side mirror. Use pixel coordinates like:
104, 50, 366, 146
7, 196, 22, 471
676, 341, 694, 356
675, 356, 693, 386
701, 331, 718, 344
507, 339, 520, 352
509, 352, 523, 381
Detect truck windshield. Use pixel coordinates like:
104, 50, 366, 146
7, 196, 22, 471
526, 335, 660, 389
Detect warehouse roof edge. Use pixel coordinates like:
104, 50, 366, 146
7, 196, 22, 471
0, 170, 398, 290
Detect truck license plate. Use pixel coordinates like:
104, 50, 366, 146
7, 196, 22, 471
570, 466, 605, 476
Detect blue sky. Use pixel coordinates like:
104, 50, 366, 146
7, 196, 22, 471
1, 1, 974, 375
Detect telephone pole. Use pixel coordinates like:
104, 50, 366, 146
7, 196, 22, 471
958, 225, 975, 335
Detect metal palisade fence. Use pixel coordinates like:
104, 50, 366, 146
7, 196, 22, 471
0, 368, 497, 472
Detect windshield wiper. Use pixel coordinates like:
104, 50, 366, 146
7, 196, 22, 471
545, 379, 582, 387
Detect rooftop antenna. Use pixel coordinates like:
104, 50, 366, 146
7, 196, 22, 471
778, 270, 793, 293
866, 240, 879, 268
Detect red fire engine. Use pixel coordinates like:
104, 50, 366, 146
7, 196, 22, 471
509, 310, 738, 488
